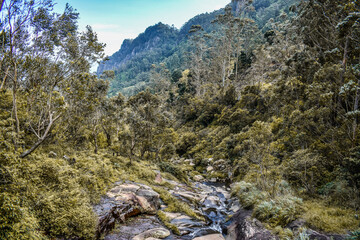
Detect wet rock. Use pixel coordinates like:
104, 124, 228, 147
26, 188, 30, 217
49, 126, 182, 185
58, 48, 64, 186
170, 215, 206, 235
193, 233, 226, 240
132, 228, 170, 240
194, 175, 205, 182
202, 195, 221, 208
226, 210, 277, 240
229, 200, 241, 213
210, 178, 217, 183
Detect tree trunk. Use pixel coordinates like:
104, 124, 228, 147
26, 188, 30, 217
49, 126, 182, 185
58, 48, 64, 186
0, 67, 10, 90
20, 113, 60, 158
352, 78, 360, 145
12, 62, 20, 151
222, 59, 226, 87
0, 0, 4, 13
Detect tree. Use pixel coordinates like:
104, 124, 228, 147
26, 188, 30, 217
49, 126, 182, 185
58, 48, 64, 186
1, 0, 106, 157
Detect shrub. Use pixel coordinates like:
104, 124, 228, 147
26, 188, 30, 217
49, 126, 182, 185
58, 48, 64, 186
158, 162, 188, 183
253, 195, 302, 227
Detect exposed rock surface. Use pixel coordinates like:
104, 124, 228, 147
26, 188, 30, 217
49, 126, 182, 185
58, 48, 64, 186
94, 182, 160, 239
132, 228, 170, 240
226, 210, 277, 240
193, 233, 226, 240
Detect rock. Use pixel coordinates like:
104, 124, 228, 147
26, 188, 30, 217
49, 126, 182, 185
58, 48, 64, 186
193, 175, 204, 181
132, 228, 170, 240
210, 178, 217, 182
193, 234, 225, 240
306, 230, 346, 240
135, 189, 160, 214
48, 151, 57, 158
202, 195, 221, 208
163, 212, 182, 220
95, 182, 161, 238
176, 191, 201, 202
207, 166, 214, 172
286, 219, 306, 231
104, 215, 164, 240
155, 173, 163, 184
229, 200, 241, 213
170, 215, 206, 235
226, 210, 277, 240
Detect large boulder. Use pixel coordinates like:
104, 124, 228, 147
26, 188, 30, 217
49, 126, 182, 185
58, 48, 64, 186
226, 210, 277, 240
95, 182, 160, 239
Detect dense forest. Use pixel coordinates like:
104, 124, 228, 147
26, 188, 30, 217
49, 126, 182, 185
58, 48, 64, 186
1, 0, 360, 239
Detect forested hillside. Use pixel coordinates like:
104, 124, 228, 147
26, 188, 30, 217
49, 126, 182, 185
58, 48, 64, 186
1, 0, 360, 239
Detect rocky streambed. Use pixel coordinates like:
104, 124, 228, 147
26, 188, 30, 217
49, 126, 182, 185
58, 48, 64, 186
93, 174, 281, 240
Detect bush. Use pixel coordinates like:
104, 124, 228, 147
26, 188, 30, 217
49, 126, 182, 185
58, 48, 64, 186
176, 132, 198, 156
158, 162, 188, 183
253, 195, 302, 227
232, 181, 303, 227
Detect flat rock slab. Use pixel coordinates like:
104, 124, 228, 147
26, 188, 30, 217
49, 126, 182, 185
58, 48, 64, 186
193, 234, 226, 240
132, 228, 170, 240
104, 215, 164, 240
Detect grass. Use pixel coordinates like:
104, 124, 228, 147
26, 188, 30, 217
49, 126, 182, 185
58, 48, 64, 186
153, 186, 205, 221
157, 210, 181, 235
302, 200, 360, 234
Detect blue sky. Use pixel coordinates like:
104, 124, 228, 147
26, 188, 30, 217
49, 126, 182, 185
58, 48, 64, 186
54, 0, 230, 56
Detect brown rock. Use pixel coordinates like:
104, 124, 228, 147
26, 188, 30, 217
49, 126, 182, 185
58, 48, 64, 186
132, 228, 170, 240
155, 173, 163, 183
193, 234, 225, 240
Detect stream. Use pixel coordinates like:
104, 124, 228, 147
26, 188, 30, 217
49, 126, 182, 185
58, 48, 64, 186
175, 182, 238, 239
95, 180, 240, 240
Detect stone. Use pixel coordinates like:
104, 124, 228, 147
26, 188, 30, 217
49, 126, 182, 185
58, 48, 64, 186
132, 228, 170, 240
163, 212, 181, 220
155, 173, 163, 183
95, 182, 161, 238
207, 166, 214, 172
193, 234, 225, 240
104, 215, 163, 240
229, 200, 241, 213
210, 178, 217, 182
193, 175, 204, 181
176, 191, 201, 202
48, 151, 57, 158
226, 210, 277, 240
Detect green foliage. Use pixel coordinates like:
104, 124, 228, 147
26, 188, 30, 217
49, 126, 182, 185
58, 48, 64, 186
232, 181, 302, 227
302, 201, 360, 234
157, 210, 181, 235
176, 132, 198, 156
347, 230, 360, 240
153, 187, 204, 221
158, 162, 188, 183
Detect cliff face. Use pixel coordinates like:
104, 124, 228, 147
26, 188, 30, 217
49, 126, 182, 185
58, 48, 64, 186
97, 22, 179, 75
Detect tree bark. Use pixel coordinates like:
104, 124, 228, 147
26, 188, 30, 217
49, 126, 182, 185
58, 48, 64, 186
20, 113, 60, 158
0, 0, 4, 13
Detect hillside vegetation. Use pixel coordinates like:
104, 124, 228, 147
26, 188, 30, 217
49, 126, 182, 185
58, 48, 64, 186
1, 0, 360, 239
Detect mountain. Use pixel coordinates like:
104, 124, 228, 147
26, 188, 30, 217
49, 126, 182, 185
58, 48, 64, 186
97, 0, 297, 97
97, 9, 225, 97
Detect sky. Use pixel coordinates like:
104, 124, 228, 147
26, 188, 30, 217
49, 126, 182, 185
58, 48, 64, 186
54, 0, 230, 56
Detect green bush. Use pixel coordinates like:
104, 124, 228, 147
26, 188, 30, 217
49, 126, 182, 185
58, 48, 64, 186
253, 195, 302, 227
232, 181, 302, 227
158, 161, 188, 183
